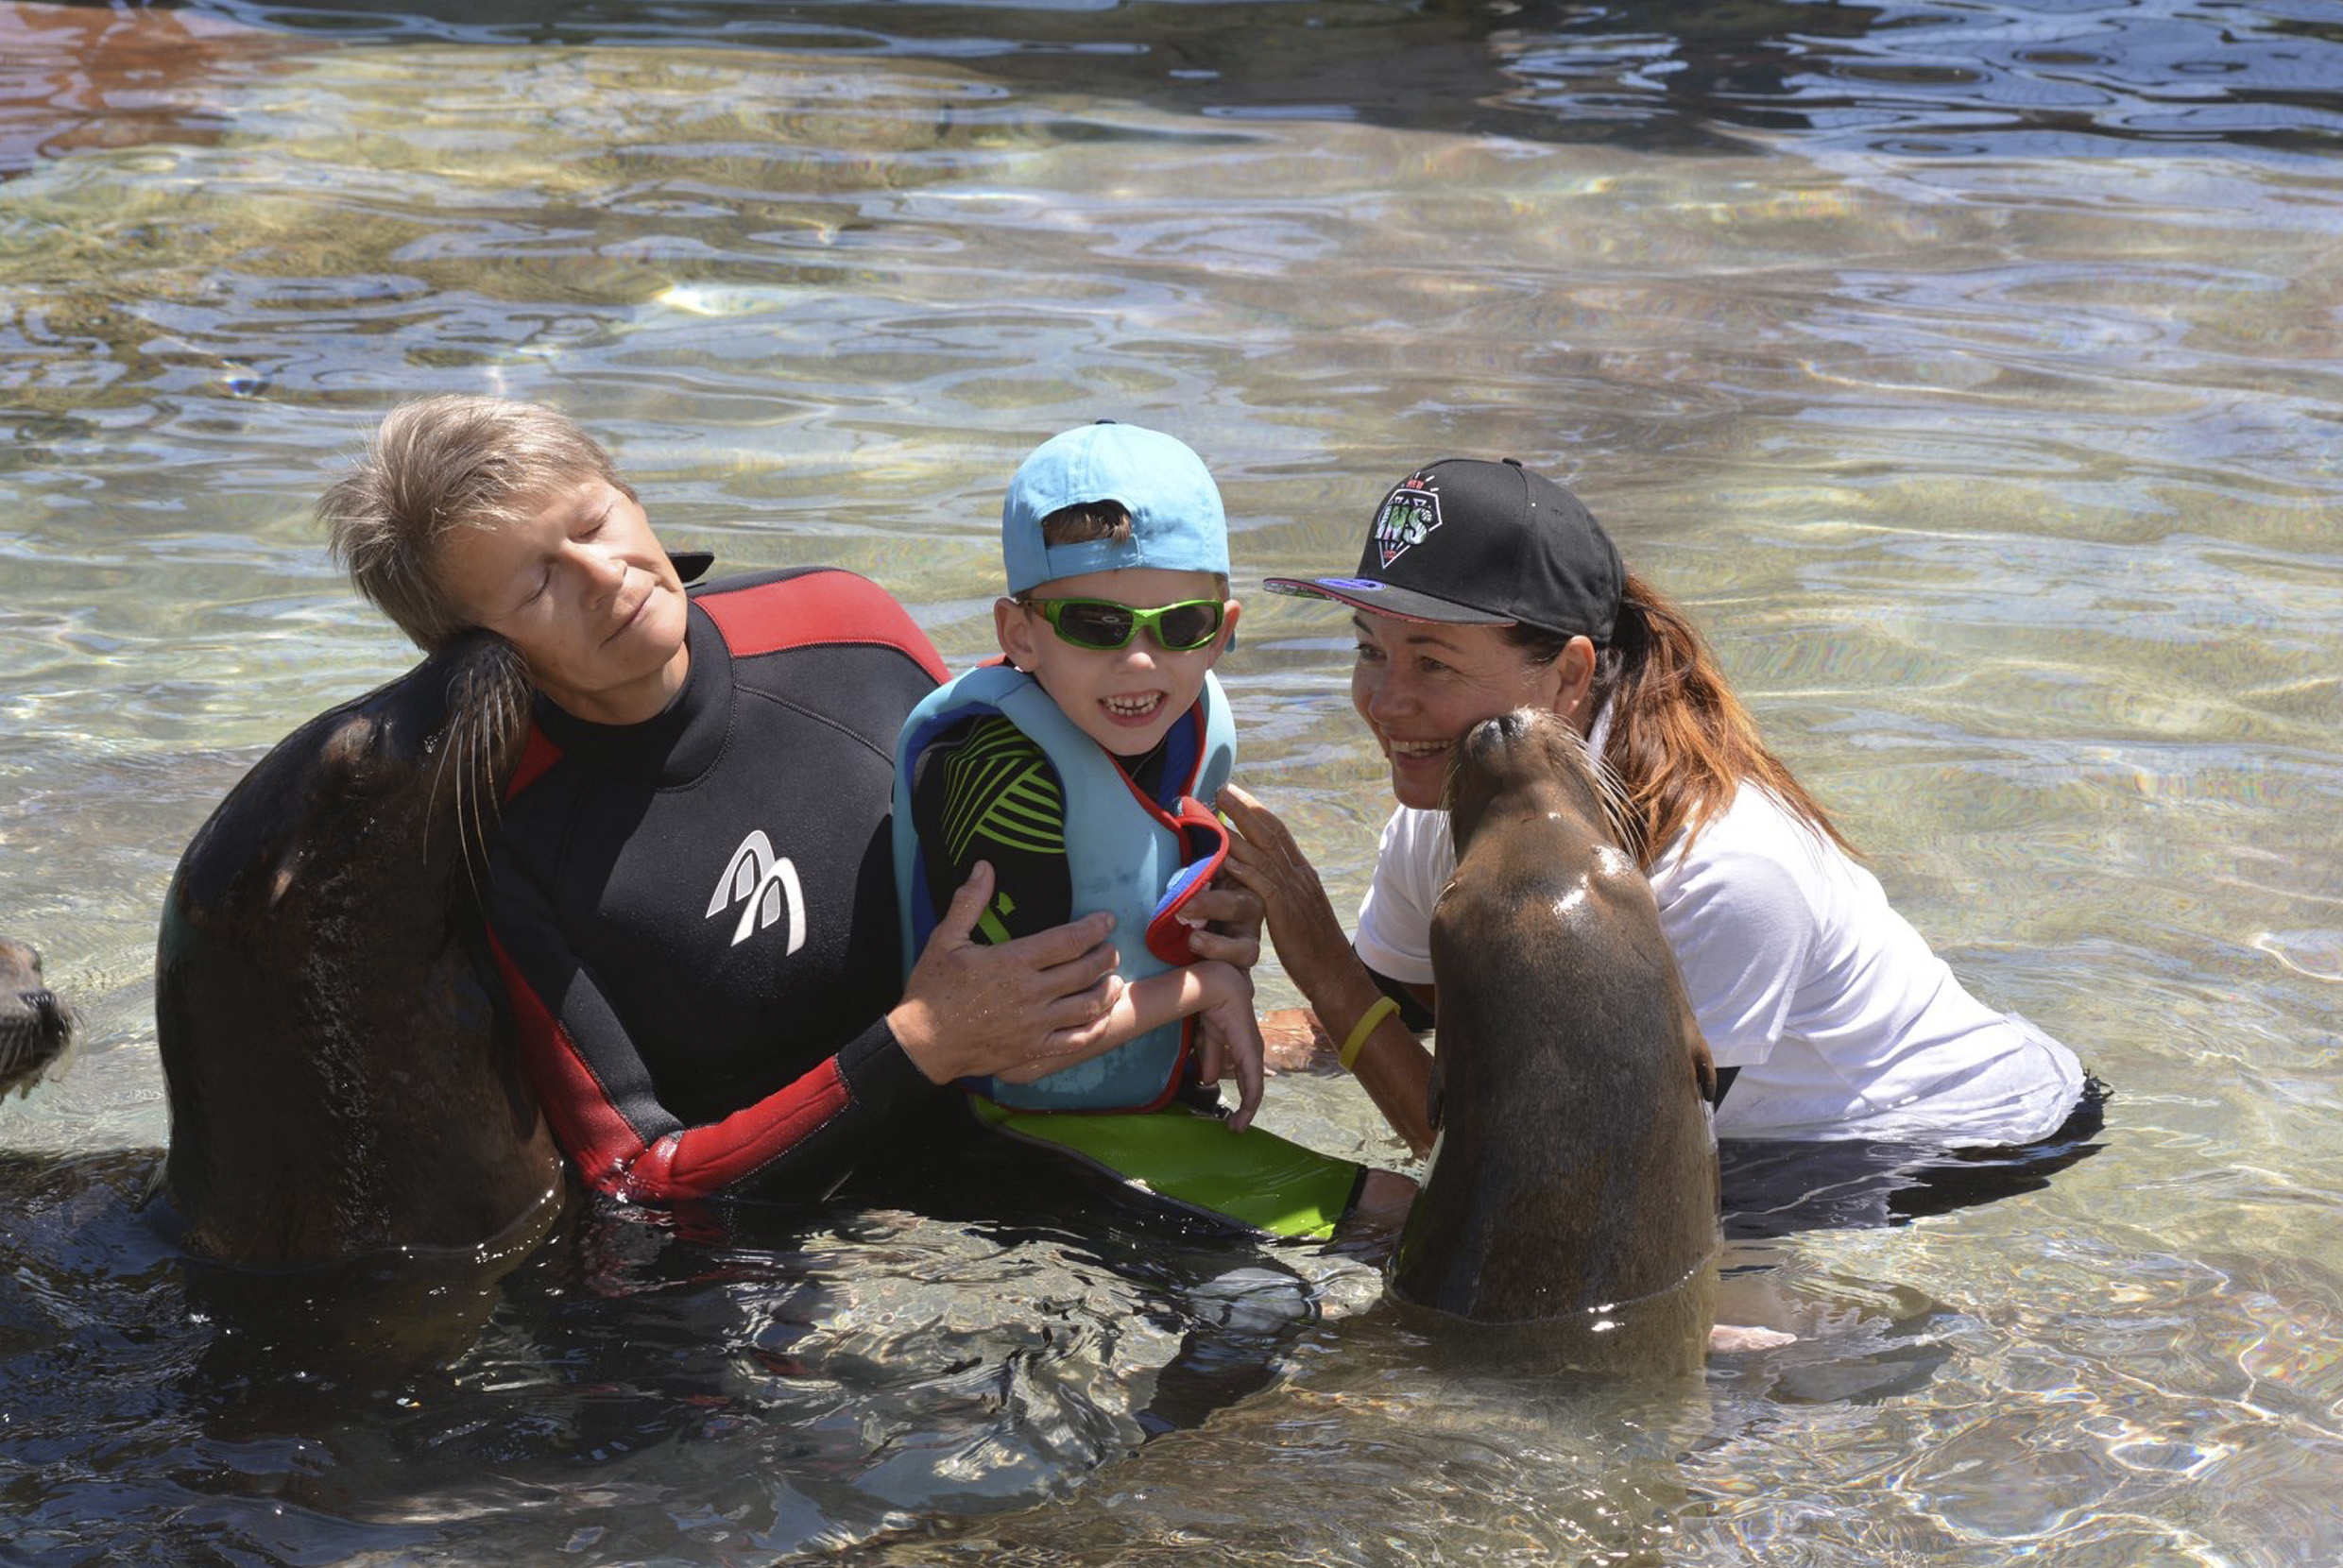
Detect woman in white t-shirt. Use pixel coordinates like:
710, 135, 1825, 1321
1222, 456, 2089, 1161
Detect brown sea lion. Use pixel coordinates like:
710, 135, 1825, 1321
1385, 707, 1721, 1374
1, 936, 77, 1099
154, 631, 564, 1269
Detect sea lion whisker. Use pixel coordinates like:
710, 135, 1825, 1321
449, 664, 491, 899
461, 691, 486, 892
1583, 745, 1638, 858
468, 680, 510, 888
423, 709, 456, 872
453, 702, 482, 898
453, 642, 528, 897
467, 667, 494, 874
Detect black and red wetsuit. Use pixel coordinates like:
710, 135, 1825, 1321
487, 567, 949, 1203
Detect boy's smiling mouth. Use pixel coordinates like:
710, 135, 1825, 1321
1103, 692, 1166, 723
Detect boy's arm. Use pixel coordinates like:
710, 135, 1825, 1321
995, 962, 1263, 1130
1139, 963, 1265, 1131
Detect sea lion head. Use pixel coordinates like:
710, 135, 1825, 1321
263, 631, 534, 905
0, 938, 77, 1100
1444, 707, 1626, 863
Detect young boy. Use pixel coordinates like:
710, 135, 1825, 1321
894, 421, 1379, 1237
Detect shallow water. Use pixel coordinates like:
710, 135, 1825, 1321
2, 1, 2339, 1563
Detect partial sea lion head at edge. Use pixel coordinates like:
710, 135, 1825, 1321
1, 937, 78, 1101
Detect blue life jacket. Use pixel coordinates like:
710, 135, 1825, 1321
892, 662, 1234, 1111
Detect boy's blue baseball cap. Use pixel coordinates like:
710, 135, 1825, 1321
1002, 420, 1228, 594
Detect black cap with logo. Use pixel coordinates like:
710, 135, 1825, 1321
1263, 457, 1623, 643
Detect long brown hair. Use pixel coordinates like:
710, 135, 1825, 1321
1509, 571, 1852, 869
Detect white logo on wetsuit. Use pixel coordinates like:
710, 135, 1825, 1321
707, 830, 807, 952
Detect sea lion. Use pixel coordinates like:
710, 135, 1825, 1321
1385, 707, 1721, 1374
1, 937, 77, 1099
154, 631, 564, 1269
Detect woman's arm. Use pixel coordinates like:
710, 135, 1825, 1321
492, 857, 1124, 1204
888, 861, 1126, 1084
1219, 783, 1433, 1156
487, 914, 938, 1204
1260, 966, 1432, 1069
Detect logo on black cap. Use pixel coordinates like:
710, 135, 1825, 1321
1371, 474, 1442, 569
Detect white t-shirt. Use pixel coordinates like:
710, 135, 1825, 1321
1353, 782, 2084, 1147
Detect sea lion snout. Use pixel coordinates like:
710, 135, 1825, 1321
1479, 708, 1531, 744
1455, 708, 1532, 767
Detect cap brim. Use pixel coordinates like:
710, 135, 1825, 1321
1261, 576, 1515, 625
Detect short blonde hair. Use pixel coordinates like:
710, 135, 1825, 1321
319, 395, 634, 650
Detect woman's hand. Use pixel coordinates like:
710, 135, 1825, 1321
1217, 783, 1358, 997
889, 861, 1125, 1085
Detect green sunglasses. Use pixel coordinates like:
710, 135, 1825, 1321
1017, 595, 1227, 652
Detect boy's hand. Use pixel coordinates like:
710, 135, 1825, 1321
1189, 963, 1265, 1133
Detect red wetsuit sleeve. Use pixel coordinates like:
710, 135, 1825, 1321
488, 928, 931, 1202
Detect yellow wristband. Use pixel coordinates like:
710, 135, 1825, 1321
1337, 995, 1401, 1073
